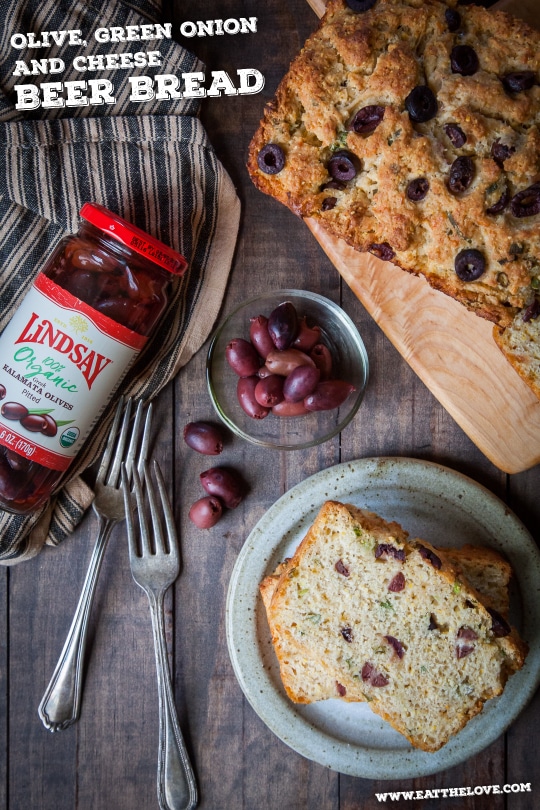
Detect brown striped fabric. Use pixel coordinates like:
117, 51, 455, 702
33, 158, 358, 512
0, 0, 240, 562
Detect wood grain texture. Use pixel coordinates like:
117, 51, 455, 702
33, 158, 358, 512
300, 0, 540, 474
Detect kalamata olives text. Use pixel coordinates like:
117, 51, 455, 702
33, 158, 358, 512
237, 376, 270, 419
200, 467, 247, 509
184, 421, 225, 455
283, 365, 321, 402
225, 338, 260, 377
292, 317, 321, 352
266, 348, 315, 376
189, 496, 223, 529
254, 375, 285, 407
20, 414, 47, 432
249, 315, 275, 359
268, 302, 298, 350
304, 381, 356, 412
1, 402, 29, 421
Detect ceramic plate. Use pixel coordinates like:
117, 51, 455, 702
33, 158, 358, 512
226, 457, 540, 779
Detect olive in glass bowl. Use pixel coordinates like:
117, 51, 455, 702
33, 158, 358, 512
206, 290, 369, 450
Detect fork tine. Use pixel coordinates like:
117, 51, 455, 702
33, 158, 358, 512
136, 402, 153, 479
132, 465, 153, 558
122, 399, 144, 479
95, 396, 126, 485
121, 463, 138, 561
106, 397, 134, 488
143, 461, 165, 554
153, 459, 179, 564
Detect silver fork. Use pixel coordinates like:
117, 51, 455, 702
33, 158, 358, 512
38, 396, 153, 732
122, 461, 198, 810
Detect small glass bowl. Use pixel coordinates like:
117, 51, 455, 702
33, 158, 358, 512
206, 290, 369, 450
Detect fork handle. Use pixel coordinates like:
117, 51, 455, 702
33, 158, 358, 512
148, 591, 198, 810
38, 516, 115, 732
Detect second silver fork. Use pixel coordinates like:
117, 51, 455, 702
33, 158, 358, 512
38, 396, 152, 732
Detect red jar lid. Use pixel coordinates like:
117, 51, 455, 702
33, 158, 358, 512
80, 202, 188, 276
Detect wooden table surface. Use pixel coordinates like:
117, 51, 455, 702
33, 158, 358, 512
1, 1, 539, 808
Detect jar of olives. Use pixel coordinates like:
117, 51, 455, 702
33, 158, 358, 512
0, 203, 187, 514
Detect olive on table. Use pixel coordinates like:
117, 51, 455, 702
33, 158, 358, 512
304, 380, 356, 412
237, 377, 271, 419
184, 421, 225, 455
189, 496, 223, 529
225, 338, 261, 377
200, 467, 247, 509
267, 301, 298, 350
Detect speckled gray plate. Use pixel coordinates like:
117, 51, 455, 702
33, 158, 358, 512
226, 457, 540, 780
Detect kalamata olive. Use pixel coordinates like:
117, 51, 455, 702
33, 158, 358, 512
485, 184, 510, 216
310, 344, 333, 379
406, 178, 429, 201
41, 414, 58, 437
510, 183, 540, 218
268, 301, 298, 350
454, 249, 486, 282
328, 150, 360, 182
266, 348, 315, 376
501, 71, 536, 94
20, 414, 47, 432
347, 105, 385, 135
321, 197, 337, 211
523, 300, 540, 323
283, 365, 321, 403
189, 496, 223, 529
293, 318, 321, 352
0, 454, 23, 501
257, 143, 285, 174
237, 376, 270, 419
272, 400, 310, 417
0, 384, 5, 400
5, 448, 30, 472
346, 0, 376, 12
183, 421, 225, 455
450, 45, 479, 76
491, 140, 515, 168
200, 467, 247, 509
444, 123, 466, 148
321, 180, 346, 192
225, 338, 260, 377
257, 365, 275, 379
254, 375, 285, 407
368, 242, 395, 261
1, 402, 29, 421
94, 297, 138, 327
445, 8, 461, 32
447, 156, 475, 194
249, 315, 275, 359
405, 86, 438, 123
304, 381, 356, 411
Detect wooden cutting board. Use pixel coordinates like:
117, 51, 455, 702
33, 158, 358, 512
299, 0, 540, 473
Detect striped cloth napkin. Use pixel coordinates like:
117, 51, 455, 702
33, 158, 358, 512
0, 0, 240, 562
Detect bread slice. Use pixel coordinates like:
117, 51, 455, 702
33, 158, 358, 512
493, 308, 540, 400
261, 501, 527, 752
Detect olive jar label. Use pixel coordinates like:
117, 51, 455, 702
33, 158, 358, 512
0, 272, 147, 470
